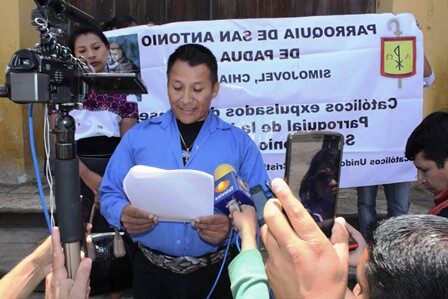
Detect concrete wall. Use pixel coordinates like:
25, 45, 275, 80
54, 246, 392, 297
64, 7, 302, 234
377, 0, 448, 114
0, 0, 43, 184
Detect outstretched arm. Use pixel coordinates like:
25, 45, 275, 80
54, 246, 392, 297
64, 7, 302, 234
229, 205, 258, 251
0, 236, 52, 299
228, 205, 269, 299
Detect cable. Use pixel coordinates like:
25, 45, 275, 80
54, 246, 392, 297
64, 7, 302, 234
205, 229, 234, 299
43, 105, 56, 228
28, 103, 52, 234
205, 227, 261, 298
236, 230, 241, 252
235, 226, 261, 253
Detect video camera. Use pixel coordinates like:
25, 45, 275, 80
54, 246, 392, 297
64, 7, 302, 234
0, 0, 147, 279
1, 0, 147, 104
6, 48, 89, 104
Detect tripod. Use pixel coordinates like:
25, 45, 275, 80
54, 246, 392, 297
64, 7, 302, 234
53, 104, 83, 278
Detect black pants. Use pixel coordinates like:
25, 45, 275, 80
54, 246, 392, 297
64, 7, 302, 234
133, 247, 236, 299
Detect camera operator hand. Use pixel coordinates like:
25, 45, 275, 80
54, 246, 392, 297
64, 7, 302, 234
121, 204, 158, 234
45, 227, 91, 299
261, 178, 349, 299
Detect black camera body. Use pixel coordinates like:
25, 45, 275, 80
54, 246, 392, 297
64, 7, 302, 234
1, 0, 147, 105
6, 48, 89, 104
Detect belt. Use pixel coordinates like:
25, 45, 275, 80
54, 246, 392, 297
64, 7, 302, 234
139, 244, 226, 274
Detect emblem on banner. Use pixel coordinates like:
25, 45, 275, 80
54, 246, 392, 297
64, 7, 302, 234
381, 37, 416, 78
381, 18, 416, 88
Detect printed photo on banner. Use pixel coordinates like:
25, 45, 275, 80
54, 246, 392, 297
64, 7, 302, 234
107, 34, 140, 74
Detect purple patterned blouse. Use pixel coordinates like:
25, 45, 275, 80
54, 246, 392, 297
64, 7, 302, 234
49, 90, 138, 118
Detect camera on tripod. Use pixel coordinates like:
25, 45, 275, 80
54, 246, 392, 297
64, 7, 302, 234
1, 0, 147, 105
6, 48, 89, 104
0, 0, 148, 279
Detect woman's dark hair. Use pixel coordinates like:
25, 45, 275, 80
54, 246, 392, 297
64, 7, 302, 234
299, 147, 339, 200
167, 44, 218, 84
69, 25, 110, 54
405, 110, 448, 168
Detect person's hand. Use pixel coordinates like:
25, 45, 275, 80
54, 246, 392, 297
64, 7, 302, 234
30, 235, 53, 280
229, 205, 258, 251
192, 214, 230, 244
346, 222, 367, 267
261, 178, 349, 299
229, 204, 257, 233
45, 227, 92, 299
120, 204, 158, 234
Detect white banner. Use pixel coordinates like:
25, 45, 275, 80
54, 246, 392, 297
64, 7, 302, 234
105, 13, 423, 188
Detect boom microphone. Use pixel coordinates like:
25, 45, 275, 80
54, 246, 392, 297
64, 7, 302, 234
34, 0, 97, 27
214, 164, 254, 214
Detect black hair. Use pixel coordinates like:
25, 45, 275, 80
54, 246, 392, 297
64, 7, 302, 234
103, 15, 138, 31
299, 147, 339, 200
364, 214, 448, 299
69, 25, 110, 54
167, 44, 218, 84
405, 110, 448, 168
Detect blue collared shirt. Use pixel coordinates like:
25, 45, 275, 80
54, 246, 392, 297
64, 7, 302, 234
99, 109, 270, 257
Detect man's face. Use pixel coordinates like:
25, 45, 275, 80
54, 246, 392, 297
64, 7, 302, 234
167, 60, 219, 124
413, 152, 448, 194
110, 48, 123, 61
353, 248, 369, 298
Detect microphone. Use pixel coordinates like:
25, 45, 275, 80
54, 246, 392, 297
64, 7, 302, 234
213, 164, 254, 214
34, 0, 98, 27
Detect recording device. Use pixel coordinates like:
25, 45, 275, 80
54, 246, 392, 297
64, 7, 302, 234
284, 131, 343, 238
0, 0, 147, 278
6, 48, 89, 104
214, 164, 254, 214
5, 49, 147, 104
249, 184, 269, 226
2, 0, 147, 105
34, 0, 98, 27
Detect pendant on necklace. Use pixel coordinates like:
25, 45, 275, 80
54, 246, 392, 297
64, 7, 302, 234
182, 150, 190, 162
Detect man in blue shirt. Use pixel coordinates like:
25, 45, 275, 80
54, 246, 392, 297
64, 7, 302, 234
99, 43, 270, 298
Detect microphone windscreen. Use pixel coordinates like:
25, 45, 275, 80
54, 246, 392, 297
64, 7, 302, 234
213, 164, 236, 180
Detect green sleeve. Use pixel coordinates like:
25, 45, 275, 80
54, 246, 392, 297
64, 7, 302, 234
228, 249, 270, 299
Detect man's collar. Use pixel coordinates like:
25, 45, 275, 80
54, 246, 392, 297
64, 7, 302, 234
153, 109, 231, 132
434, 188, 448, 205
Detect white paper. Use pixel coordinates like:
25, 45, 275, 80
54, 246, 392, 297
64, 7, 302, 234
123, 165, 214, 222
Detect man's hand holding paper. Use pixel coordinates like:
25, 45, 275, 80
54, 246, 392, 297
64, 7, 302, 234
121, 204, 158, 234
192, 214, 230, 244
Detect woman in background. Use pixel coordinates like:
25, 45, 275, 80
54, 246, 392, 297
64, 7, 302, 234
50, 25, 138, 298
63, 25, 137, 229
